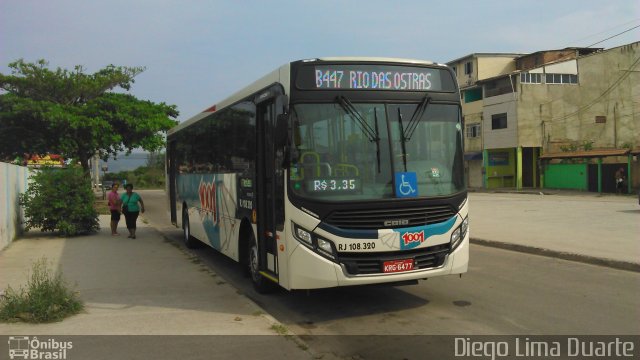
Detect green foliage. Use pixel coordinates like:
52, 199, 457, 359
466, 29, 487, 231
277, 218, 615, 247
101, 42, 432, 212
0, 258, 84, 323
19, 167, 99, 236
621, 142, 633, 150
560, 143, 579, 152
146, 151, 165, 168
582, 140, 594, 151
0, 59, 178, 171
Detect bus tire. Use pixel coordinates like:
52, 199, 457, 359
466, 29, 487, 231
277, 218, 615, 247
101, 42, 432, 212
248, 234, 275, 294
182, 209, 200, 249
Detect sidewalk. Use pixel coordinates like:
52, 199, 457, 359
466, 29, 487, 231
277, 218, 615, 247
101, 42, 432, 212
0, 216, 317, 359
468, 191, 640, 271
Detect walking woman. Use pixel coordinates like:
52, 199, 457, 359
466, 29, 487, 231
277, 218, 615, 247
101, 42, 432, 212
107, 183, 122, 235
121, 184, 145, 239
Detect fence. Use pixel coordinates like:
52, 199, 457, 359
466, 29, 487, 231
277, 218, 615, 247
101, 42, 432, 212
0, 162, 31, 250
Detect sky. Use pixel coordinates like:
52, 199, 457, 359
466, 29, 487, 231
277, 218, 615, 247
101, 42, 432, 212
1, 0, 639, 124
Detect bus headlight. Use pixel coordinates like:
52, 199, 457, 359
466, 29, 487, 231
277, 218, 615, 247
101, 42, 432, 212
317, 238, 335, 259
450, 227, 461, 248
293, 224, 313, 245
450, 216, 468, 251
461, 216, 469, 239
292, 222, 336, 260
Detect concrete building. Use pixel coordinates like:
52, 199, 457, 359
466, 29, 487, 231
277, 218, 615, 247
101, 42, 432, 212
447, 53, 524, 188
448, 42, 640, 193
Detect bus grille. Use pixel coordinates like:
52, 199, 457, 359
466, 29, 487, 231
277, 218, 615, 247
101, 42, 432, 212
338, 244, 449, 276
324, 204, 456, 230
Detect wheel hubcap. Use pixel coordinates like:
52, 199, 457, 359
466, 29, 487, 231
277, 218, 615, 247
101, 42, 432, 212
250, 245, 259, 281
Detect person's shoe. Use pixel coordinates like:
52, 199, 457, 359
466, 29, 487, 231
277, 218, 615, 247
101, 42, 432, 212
127, 235, 132, 238
132, 235, 136, 239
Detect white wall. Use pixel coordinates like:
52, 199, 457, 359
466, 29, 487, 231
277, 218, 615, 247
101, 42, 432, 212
0, 162, 31, 250
483, 93, 518, 149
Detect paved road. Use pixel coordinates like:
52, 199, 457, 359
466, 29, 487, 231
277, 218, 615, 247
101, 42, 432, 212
140, 190, 640, 358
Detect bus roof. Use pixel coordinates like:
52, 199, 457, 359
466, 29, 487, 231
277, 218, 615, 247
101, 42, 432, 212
168, 57, 444, 136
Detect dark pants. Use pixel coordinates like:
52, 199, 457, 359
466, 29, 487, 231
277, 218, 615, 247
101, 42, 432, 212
124, 211, 139, 230
110, 210, 121, 221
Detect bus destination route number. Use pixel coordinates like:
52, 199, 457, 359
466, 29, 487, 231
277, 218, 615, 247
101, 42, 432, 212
312, 64, 442, 91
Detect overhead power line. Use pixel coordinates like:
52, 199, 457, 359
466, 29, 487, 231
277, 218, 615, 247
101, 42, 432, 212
586, 24, 640, 48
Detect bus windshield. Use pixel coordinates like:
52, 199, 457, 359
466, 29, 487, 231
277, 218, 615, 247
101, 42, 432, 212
289, 101, 464, 201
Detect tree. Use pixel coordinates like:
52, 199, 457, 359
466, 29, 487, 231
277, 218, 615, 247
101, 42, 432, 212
0, 59, 178, 171
19, 167, 99, 236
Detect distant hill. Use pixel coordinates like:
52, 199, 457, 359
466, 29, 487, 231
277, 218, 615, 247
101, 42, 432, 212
100, 153, 150, 173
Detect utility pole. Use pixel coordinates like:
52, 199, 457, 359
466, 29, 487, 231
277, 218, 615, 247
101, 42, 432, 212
92, 153, 100, 188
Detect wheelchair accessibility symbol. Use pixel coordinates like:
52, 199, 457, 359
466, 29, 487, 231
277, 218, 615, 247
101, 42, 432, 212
395, 172, 418, 198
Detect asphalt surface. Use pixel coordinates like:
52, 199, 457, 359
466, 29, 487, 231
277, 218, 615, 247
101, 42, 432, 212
1, 189, 638, 359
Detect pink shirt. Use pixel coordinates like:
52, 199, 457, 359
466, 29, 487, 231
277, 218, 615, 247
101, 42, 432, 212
108, 191, 121, 211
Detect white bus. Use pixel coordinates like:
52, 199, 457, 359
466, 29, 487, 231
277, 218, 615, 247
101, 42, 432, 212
166, 58, 468, 292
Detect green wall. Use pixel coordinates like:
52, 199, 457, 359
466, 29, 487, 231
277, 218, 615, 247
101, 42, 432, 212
544, 163, 588, 190
486, 148, 516, 188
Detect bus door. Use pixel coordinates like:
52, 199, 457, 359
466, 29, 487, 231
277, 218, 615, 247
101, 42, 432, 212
167, 140, 177, 225
256, 96, 284, 280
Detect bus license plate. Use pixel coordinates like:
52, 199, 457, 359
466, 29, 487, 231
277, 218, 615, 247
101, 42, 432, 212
383, 259, 414, 273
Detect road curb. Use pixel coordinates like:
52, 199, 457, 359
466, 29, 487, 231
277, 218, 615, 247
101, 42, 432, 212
470, 238, 640, 273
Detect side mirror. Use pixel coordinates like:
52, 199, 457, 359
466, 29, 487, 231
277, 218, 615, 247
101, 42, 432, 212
275, 113, 289, 148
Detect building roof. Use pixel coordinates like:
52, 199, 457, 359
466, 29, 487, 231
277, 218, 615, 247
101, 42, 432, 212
515, 47, 602, 60
539, 149, 630, 159
446, 53, 525, 65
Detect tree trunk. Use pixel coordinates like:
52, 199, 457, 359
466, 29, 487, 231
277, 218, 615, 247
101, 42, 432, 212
79, 155, 91, 174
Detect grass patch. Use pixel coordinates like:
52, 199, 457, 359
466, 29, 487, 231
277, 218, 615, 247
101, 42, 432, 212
270, 324, 288, 335
0, 258, 84, 323
93, 197, 110, 216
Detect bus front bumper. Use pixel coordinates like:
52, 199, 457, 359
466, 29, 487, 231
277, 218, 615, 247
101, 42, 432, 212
286, 235, 469, 290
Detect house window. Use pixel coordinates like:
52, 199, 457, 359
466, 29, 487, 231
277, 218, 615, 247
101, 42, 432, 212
545, 73, 578, 84
520, 72, 542, 84
484, 77, 514, 98
466, 123, 481, 138
464, 61, 473, 75
464, 87, 483, 103
491, 113, 507, 130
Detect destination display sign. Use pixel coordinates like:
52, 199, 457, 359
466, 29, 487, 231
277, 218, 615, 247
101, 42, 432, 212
296, 64, 455, 92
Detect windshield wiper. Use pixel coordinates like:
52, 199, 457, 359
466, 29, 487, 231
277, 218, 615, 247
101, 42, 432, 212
404, 96, 431, 141
397, 108, 408, 172
374, 107, 381, 173
336, 96, 378, 143
336, 96, 382, 173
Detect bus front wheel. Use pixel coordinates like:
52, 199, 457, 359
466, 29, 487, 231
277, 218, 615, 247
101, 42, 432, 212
248, 235, 275, 294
